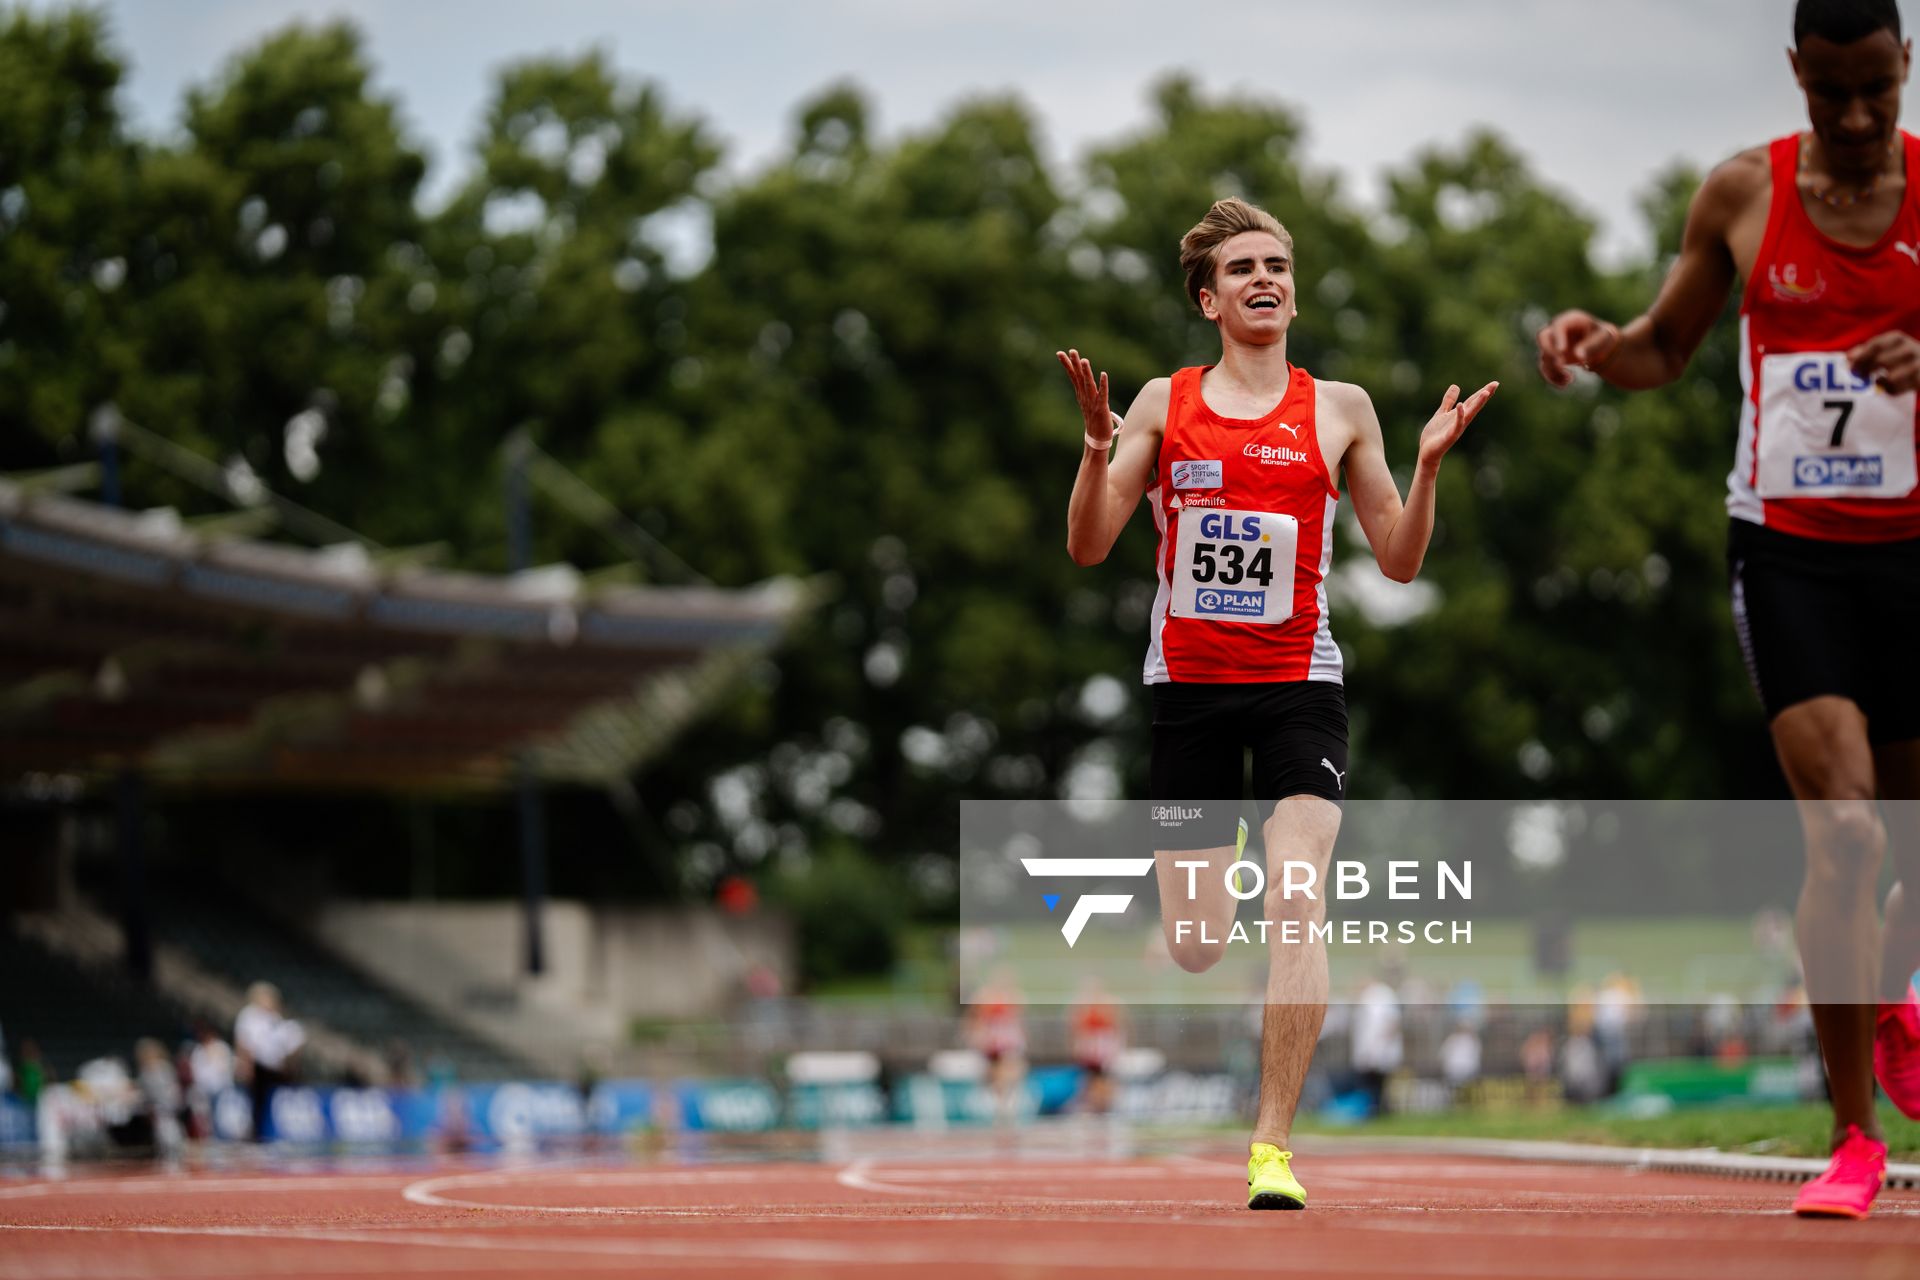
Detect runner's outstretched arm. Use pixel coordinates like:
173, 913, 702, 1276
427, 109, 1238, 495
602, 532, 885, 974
1058, 349, 1168, 566
1537, 157, 1755, 391
1342, 380, 1497, 583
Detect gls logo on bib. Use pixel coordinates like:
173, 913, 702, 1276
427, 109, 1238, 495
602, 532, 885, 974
1172, 459, 1223, 489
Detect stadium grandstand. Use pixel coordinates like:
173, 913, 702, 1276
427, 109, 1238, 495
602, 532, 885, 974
0, 420, 807, 1094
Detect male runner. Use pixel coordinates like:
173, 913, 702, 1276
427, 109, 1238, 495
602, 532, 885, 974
1536, 0, 1920, 1220
1058, 196, 1496, 1209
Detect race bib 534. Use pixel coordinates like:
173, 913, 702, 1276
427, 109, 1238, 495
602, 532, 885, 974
1169, 507, 1297, 626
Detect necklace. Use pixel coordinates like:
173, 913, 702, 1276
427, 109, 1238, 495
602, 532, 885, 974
1800, 133, 1900, 209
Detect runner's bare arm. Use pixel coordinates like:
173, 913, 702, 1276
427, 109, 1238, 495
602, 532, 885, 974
1342, 380, 1497, 583
1059, 350, 1167, 565
1537, 153, 1762, 391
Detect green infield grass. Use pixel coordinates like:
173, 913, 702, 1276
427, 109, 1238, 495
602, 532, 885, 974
1295, 1101, 1920, 1163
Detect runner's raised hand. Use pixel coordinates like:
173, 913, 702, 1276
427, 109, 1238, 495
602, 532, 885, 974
1416, 381, 1499, 470
1056, 348, 1117, 446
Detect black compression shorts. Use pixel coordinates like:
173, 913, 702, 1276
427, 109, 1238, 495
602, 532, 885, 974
1148, 679, 1348, 850
1728, 518, 1920, 743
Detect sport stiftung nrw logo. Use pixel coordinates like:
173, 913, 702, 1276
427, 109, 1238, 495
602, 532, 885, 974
1020, 857, 1154, 946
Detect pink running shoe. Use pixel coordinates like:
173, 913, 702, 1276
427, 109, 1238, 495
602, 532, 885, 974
1792, 1125, 1886, 1219
1874, 986, 1920, 1120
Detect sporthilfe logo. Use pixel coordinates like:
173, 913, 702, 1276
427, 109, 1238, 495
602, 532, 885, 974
1020, 857, 1154, 946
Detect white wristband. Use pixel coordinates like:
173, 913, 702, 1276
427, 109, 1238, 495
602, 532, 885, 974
1084, 411, 1124, 452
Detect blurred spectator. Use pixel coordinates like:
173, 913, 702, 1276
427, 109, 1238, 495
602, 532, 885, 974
1764, 975, 1815, 1055
184, 1020, 234, 1139
79, 1056, 143, 1147
967, 971, 1028, 1127
16, 1038, 46, 1105
1440, 1021, 1482, 1099
234, 982, 303, 1142
1520, 1026, 1555, 1085
135, 1038, 184, 1157
576, 1043, 612, 1151
739, 962, 791, 1070
576, 1042, 609, 1103
1069, 980, 1126, 1116
187, 1020, 234, 1097
1765, 976, 1823, 1099
1446, 980, 1487, 1033
1566, 984, 1596, 1039
1702, 993, 1748, 1067
386, 1039, 421, 1088
1560, 1032, 1605, 1104
1592, 972, 1642, 1095
0, 1020, 11, 1096
1350, 972, 1403, 1116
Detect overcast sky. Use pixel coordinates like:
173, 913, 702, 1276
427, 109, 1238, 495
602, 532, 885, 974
60, 0, 1866, 261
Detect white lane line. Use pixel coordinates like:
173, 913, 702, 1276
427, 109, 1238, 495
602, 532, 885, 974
1166, 1153, 1698, 1181
834, 1158, 1221, 1208
405, 1161, 1219, 1214
13, 1217, 1903, 1280
400, 1165, 835, 1213
838, 1164, 1215, 1183
0, 1221, 1334, 1273
1346, 1208, 1920, 1235
401, 1159, 1920, 1221
0, 1175, 421, 1200
1160, 1152, 1871, 1205
0, 1222, 920, 1268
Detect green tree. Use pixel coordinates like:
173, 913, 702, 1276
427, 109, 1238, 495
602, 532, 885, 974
2, 13, 1791, 927
0, 6, 139, 466
405, 49, 723, 562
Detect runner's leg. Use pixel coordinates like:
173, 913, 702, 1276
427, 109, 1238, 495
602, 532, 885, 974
1249, 793, 1339, 1148
1153, 844, 1240, 973
1773, 695, 1884, 1147
1877, 740, 1920, 1003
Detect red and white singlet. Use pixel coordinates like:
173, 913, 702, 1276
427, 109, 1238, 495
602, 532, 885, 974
1144, 364, 1341, 684
1730, 131, 1920, 542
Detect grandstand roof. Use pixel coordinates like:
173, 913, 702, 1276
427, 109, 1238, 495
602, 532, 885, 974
0, 477, 806, 790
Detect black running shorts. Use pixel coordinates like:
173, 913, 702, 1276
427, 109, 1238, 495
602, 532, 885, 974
1148, 679, 1348, 850
1728, 518, 1920, 743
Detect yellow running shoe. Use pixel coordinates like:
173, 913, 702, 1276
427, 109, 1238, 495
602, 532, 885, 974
1247, 1142, 1306, 1210
1232, 816, 1249, 895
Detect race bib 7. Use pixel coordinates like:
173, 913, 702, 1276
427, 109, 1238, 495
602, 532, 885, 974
1169, 507, 1297, 626
1755, 352, 1918, 500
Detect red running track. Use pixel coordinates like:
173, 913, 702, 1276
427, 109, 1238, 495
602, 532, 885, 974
2, 1146, 1918, 1279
